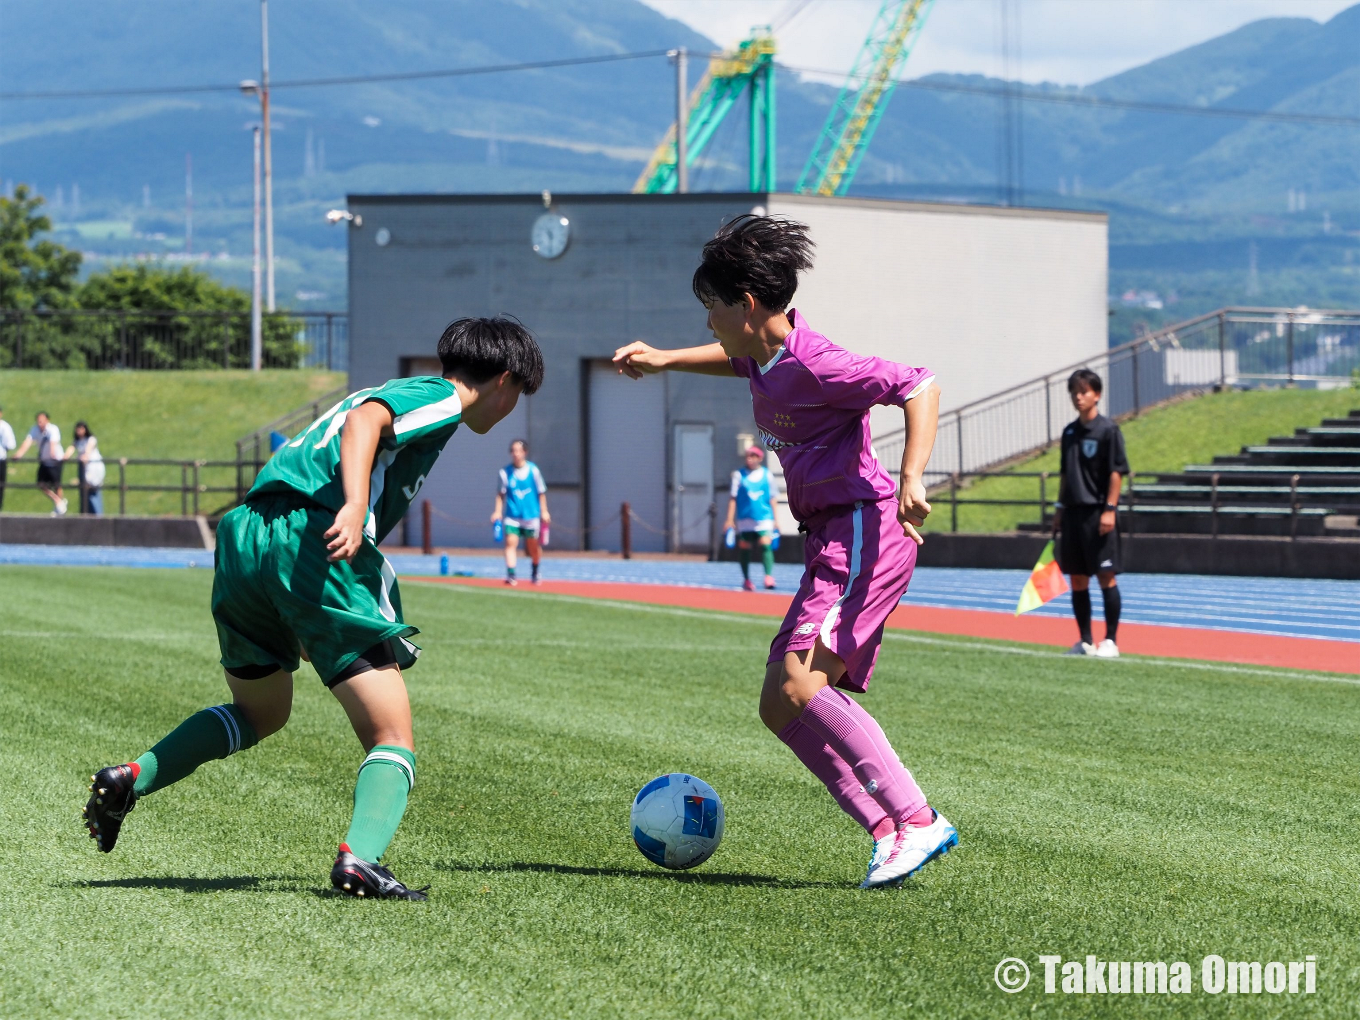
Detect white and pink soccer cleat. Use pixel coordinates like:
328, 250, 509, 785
860, 810, 958, 888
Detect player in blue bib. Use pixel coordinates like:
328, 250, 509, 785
492, 439, 549, 585
723, 444, 780, 591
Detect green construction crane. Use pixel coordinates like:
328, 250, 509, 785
633, 30, 776, 194
795, 0, 935, 196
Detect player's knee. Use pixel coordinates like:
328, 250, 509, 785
1070, 574, 1091, 591
238, 697, 290, 739
1098, 572, 1117, 588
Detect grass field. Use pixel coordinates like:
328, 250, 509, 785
4, 566, 1359, 1018
928, 387, 1360, 533
0, 370, 343, 515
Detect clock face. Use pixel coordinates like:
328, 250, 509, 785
531, 212, 570, 259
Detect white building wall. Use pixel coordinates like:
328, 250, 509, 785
766, 195, 1108, 438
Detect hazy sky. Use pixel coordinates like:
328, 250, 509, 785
640, 0, 1357, 86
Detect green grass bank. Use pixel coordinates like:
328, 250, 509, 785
0, 370, 343, 515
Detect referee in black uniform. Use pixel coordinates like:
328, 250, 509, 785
1053, 369, 1129, 657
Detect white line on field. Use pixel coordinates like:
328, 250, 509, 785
410, 580, 1360, 688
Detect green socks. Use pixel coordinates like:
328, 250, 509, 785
738, 547, 751, 579
762, 545, 776, 576
127, 709, 413, 864
343, 745, 416, 862
132, 704, 259, 796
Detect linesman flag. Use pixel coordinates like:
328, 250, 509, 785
1015, 540, 1068, 615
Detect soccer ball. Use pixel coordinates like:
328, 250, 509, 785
630, 773, 725, 870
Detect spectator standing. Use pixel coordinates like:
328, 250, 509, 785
0, 405, 15, 511
65, 421, 105, 515
14, 410, 68, 515
491, 438, 549, 586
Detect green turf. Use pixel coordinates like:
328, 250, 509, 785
3, 566, 1358, 1017
0, 369, 343, 515
928, 387, 1360, 533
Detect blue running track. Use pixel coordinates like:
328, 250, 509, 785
0, 544, 1354, 644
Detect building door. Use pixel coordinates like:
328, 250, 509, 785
587, 361, 666, 552
672, 424, 714, 552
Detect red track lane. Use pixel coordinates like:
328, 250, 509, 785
413, 576, 1360, 676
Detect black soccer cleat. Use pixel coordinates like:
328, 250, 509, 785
331, 845, 429, 901
83, 764, 138, 853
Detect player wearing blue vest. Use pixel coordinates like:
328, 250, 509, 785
492, 439, 549, 586
724, 444, 781, 591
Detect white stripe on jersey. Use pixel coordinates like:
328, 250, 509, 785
904, 374, 936, 401
392, 393, 462, 437
365, 449, 397, 540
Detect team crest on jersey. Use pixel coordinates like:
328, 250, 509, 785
1081, 438, 1098, 459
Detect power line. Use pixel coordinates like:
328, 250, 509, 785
0, 49, 675, 101
4, 44, 1357, 130
781, 63, 1360, 128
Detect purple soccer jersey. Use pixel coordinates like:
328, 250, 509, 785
729, 309, 934, 523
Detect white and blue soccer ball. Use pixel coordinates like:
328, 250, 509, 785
630, 773, 725, 870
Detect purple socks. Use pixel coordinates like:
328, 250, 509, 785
798, 686, 928, 825
777, 719, 889, 836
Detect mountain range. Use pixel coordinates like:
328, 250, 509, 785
2, 0, 1359, 335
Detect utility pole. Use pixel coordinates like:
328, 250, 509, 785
251, 126, 263, 371
674, 47, 688, 194
261, 0, 275, 310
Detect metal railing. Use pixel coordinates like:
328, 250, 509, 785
914, 467, 1357, 538
873, 306, 1360, 478
0, 309, 347, 371
232, 384, 350, 502
1, 457, 242, 516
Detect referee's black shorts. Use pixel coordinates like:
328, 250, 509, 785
1056, 504, 1120, 577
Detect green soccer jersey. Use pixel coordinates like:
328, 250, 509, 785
247, 376, 461, 543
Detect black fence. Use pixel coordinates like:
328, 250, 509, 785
0, 309, 347, 371
1, 457, 241, 516
873, 306, 1360, 478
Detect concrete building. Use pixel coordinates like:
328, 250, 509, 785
346, 191, 1107, 552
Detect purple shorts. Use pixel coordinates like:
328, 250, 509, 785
768, 497, 917, 693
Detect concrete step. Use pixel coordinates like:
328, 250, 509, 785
1122, 507, 1330, 537
1241, 446, 1360, 466
0, 513, 214, 548
1182, 464, 1360, 482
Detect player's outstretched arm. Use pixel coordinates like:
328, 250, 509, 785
326, 400, 394, 563
898, 381, 941, 546
612, 341, 735, 379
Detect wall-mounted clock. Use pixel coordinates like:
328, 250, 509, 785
531, 212, 570, 259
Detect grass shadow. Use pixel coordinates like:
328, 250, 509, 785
438, 860, 843, 889
70, 874, 310, 893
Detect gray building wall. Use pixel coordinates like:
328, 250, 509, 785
346, 192, 1108, 550
347, 193, 767, 550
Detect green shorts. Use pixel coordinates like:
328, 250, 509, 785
503, 517, 540, 538
212, 496, 420, 685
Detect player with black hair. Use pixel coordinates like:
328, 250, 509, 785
614, 214, 956, 889
1053, 368, 1129, 657
82, 316, 543, 899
